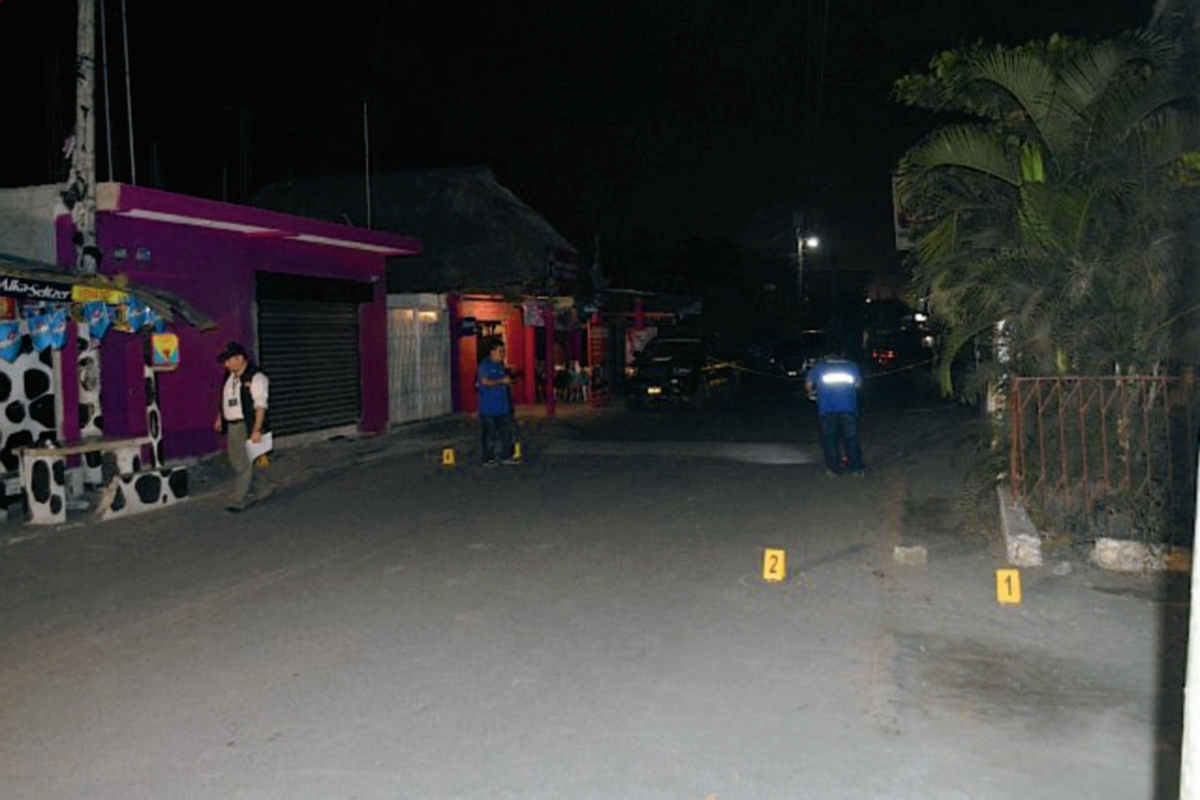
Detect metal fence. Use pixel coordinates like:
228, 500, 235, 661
1009, 376, 1198, 544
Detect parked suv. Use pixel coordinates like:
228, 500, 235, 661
627, 335, 739, 408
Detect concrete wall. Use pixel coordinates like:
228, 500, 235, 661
0, 185, 67, 263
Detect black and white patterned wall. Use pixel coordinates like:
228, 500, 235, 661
144, 364, 163, 468
78, 335, 103, 483
0, 338, 57, 477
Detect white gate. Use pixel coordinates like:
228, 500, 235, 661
387, 294, 452, 425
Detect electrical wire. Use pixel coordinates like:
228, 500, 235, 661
808, 0, 832, 194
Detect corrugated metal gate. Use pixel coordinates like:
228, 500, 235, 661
387, 295, 451, 424
257, 274, 366, 436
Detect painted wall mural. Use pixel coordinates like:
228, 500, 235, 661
0, 338, 57, 476
79, 334, 103, 483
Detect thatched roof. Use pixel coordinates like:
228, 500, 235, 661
250, 167, 576, 295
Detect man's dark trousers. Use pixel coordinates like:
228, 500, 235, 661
819, 412, 863, 474
481, 414, 514, 462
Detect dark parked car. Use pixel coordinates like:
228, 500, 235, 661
627, 336, 739, 408
769, 330, 827, 382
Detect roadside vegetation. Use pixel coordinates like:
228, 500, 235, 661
892, 1, 1200, 542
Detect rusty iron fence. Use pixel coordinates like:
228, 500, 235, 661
1009, 376, 1198, 544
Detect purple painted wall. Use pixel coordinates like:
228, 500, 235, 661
54, 184, 420, 460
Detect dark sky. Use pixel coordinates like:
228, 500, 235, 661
1, 0, 1155, 300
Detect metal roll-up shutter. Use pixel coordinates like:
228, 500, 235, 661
257, 274, 369, 436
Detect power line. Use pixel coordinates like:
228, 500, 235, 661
808, 0, 832, 193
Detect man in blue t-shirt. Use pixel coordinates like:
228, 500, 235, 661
476, 338, 520, 466
805, 351, 865, 476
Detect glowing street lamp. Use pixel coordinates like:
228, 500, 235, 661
797, 232, 819, 309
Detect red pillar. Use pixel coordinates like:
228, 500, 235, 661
523, 322, 536, 407
448, 293, 464, 413
505, 306, 527, 405
543, 304, 556, 419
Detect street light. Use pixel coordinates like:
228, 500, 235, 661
797, 231, 819, 311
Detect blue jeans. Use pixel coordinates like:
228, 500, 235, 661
819, 412, 863, 473
480, 414, 515, 462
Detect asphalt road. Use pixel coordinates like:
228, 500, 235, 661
0, 376, 1186, 799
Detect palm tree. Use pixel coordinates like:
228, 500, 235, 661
893, 30, 1200, 395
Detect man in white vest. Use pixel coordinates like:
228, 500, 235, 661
214, 341, 274, 511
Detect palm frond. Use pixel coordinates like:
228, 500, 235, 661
904, 126, 1022, 187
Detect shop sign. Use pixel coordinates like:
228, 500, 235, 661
0, 276, 72, 302
522, 300, 544, 327
150, 332, 180, 371
72, 285, 127, 304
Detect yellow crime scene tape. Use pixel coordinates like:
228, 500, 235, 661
710, 355, 937, 383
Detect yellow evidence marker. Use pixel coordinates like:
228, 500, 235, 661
762, 548, 786, 583
996, 568, 1022, 604
442, 447, 456, 466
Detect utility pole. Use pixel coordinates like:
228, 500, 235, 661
66, 0, 98, 275
98, 0, 113, 182
363, 97, 372, 229
794, 211, 819, 328
239, 108, 251, 200
120, 0, 136, 185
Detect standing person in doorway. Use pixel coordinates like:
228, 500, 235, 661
805, 348, 865, 477
476, 338, 520, 466
214, 341, 274, 511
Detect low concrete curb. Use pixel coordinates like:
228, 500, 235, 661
996, 486, 1043, 567
996, 487, 1192, 572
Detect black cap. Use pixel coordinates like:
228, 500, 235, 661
216, 341, 248, 362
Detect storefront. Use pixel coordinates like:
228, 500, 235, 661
53, 183, 422, 457
0, 255, 213, 522
0, 182, 421, 522
387, 294, 452, 425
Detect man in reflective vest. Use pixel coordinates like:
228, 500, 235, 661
805, 350, 865, 476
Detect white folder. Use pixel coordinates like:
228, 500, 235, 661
246, 432, 274, 461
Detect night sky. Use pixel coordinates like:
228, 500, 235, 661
1, 0, 1156, 311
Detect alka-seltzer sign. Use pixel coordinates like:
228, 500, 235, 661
0, 276, 73, 302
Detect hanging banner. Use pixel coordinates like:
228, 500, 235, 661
625, 327, 657, 363
49, 308, 67, 349
83, 300, 111, 340
29, 313, 54, 352
21, 302, 50, 320
116, 295, 149, 332
0, 320, 21, 362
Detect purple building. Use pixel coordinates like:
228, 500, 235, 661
2, 182, 420, 463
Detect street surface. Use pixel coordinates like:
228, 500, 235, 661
0, 374, 1186, 799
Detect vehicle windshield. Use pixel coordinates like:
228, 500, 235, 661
642, 339, 704, 361
775, 334, 824, 359
777, 333, 825, 355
